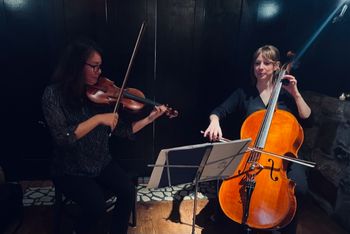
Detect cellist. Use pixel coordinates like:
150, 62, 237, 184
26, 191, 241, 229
203, 45, 313, 234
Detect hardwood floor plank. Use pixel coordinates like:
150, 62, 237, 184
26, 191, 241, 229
4, 180, 349, 234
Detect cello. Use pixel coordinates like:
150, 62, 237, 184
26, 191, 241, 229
217, 0, 347, 229
218, 58, 302, 231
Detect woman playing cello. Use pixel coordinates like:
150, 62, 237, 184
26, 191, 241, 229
203, 45, 313, 233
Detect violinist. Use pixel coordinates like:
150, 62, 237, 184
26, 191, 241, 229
42, 38, 167, 234
203, 45, 313, 234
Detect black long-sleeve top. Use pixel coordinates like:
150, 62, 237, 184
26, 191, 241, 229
211, 86, 313, 128
42, 84, 133, 177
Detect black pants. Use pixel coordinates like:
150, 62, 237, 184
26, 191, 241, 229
54, 160, 135, 234
277, 162, 309, 234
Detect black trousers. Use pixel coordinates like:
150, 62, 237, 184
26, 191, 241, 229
54, 160, 135, 234
277, 162, 309, 234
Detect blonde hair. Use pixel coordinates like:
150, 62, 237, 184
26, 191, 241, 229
250, 45, 280, 84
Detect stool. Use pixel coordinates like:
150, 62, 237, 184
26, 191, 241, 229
53, 180, 137, 234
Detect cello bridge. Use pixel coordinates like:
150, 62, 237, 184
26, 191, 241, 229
249, 162, 264, 170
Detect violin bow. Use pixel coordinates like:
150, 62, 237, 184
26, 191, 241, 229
112, 20, 147, 115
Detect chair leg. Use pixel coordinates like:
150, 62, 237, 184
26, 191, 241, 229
53, 188, 63, 234
131, 186, 137, 227
130, 176, 138, 227
11, 208, 24, 234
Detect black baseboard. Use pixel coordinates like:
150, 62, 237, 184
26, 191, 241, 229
1, 157, 151, 181
1, 158, 50, 181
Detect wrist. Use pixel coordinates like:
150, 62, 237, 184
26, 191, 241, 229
93, 114, 102, 125
209, 114, 219, 122
293, 92, 302, 99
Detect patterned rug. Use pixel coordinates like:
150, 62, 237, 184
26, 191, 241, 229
23, 180, 218, 207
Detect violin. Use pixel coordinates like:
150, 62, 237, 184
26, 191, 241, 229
86, 77, 178, 118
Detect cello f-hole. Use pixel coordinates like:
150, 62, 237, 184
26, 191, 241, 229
268, 158, 279, 181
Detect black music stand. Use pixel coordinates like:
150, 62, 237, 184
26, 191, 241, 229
147, 138, 251, 234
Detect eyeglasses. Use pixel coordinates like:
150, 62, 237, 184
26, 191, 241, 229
85, 63, 102, 72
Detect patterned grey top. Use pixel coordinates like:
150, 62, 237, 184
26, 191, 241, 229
42, 84, 133, 177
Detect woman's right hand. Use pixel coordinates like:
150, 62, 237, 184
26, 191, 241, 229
97, 113, 119, 131
203, 115, 222, 141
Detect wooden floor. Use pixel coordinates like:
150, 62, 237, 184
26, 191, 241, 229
5, 196, 348, 234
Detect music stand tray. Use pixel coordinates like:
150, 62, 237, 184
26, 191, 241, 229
147, 138, 251, 234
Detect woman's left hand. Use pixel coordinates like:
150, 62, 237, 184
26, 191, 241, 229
282, 74, 300, 97
147, 105, 167, 122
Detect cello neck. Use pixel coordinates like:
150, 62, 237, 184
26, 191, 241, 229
255, 69, 286, 148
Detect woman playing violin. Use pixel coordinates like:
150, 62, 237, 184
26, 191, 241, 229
203, 45, 313, 234
42, 38, 167, 234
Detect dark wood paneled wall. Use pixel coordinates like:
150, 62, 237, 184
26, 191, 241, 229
1, 0, 349, 179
